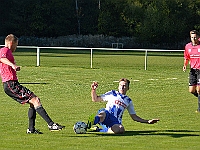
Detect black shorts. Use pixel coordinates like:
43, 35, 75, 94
189, 68, 200, 86
3, 80, 36, 104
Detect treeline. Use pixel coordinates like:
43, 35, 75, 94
0, 0, 200, 48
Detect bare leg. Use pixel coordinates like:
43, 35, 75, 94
108, 124, 125, 134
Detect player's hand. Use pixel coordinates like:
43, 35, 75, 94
183, 66, 186, 72
148, 119, 159, 124
12, 64, 20, 71
16, 66, 20, 71
91, 81, 98, 90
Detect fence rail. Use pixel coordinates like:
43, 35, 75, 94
0, 45, 184, 70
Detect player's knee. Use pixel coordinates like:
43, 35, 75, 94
196, 88, 200, 94
29, 97, 41, 106
189, 89, 196, 93
110, 124, 125, 134
118, 125, 125, 134
115, 129, 125, 134
197, 90, 200, 94
98, 111, 106, 122
29, 103, 34, 107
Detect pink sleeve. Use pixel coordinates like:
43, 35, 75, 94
184, 45, 189, 60
0, 48, 7, 59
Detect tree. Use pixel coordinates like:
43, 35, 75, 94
74, 0, 100, 35
0, 0, 76, 37
98, 0, 129, 37
136, 0, 196, 44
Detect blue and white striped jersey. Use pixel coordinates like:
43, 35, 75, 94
100, 90, 136, 124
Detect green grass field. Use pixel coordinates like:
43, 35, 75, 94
0, 48, 200, 150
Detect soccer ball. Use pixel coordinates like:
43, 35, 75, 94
73, 121, 87, 134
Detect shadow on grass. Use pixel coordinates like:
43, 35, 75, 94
87, 130, 199, 138
20, 82, 48, 84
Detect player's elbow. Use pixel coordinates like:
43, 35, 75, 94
92, 98, 98, 102
92, 96, 101, 102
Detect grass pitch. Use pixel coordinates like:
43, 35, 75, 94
0, 48, 199, 150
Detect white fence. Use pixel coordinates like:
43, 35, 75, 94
0, 45, 184, 70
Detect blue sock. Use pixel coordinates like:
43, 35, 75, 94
99, 128, 108, 132
94, 116, 100, 124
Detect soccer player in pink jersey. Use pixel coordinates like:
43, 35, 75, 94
183, 30, 200, 112
0, 34, 65, 134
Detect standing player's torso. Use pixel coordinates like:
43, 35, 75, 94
185, 43, 200, 69
0, 47, 17, 82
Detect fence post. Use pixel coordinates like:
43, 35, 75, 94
37, 47, 40, 66
145, 50, 147, 70
90, 48, 93, 68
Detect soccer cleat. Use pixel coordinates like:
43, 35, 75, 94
26, 129, 43, 134
48, 123, 65, 131
90, 126, 100, 131
87, 114, 95, 129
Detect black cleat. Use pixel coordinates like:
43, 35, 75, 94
48, 123, 65, 131
26, 129, 43, 134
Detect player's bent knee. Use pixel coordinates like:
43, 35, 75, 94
110, 124, 125, 134
196, 88, 200, 94
189, 87, 196, 93
118, 125, 125, 134
29, 97, 41, 107
98, 112, 106, 122
189, 89, 194, 93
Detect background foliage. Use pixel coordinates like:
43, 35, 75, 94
0, 0, 200, 48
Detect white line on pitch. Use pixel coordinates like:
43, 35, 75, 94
148, 79, 159, 80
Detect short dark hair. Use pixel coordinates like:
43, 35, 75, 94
5, 34, 18, 43
119, 78, 130, 87
190, 30, 200, 36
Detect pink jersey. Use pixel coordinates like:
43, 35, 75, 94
0, 47, 18, 82
184, 42, 200, 69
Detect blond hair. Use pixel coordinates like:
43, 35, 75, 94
5, 34, 18, 43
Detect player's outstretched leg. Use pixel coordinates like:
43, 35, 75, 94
96, 108, 108, 132
31, 97, 65, 131
87, 108, 109, 132
36, 106, 65, 131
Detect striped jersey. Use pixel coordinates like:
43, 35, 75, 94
100, 90, 136, 124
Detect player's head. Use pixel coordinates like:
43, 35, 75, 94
5, 34, 18, 52
118, 78, 130, 95
190, 30, 200, 45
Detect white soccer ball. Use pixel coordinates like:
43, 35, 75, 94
73, 121, 87, 134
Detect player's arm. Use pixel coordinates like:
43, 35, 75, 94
130, 114, 159, 124
0, 57, 20, 71
91, 82, 103, 102
183, 47, 189, 72
183, 59, 189, 72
